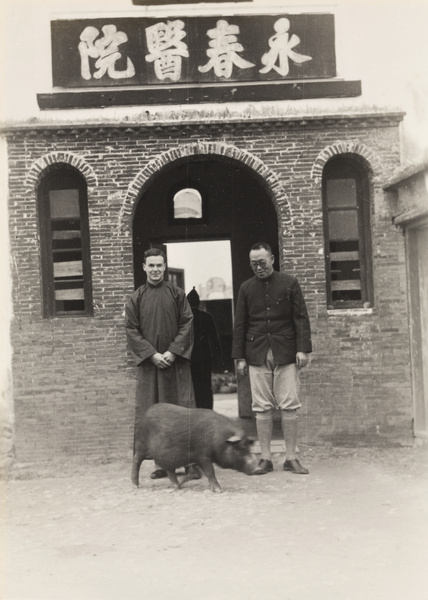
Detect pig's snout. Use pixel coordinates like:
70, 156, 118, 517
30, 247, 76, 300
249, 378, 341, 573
226, 434, 258, 475
243, 453, 259, 475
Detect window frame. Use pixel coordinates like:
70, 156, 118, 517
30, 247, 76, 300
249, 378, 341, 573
322, 155, 374, 309
37, 165, 93, 318
168, 267, 185, 290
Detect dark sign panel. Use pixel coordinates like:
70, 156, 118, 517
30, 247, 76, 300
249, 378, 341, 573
51, 14, 336, 88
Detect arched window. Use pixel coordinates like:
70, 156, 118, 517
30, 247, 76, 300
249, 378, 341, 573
38, 165, 93, 317
322, 155, 373, 309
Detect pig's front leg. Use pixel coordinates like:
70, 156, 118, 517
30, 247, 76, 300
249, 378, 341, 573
166, 470, 181, 490
131, 454, 144, 487
200, 462, 222, 493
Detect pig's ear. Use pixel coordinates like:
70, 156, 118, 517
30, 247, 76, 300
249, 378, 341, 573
226, 435, 242, 444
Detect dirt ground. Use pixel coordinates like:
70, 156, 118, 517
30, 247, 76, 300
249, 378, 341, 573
2, 444, 428, 600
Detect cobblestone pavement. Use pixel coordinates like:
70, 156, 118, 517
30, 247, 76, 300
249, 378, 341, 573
2, 445, 428, 600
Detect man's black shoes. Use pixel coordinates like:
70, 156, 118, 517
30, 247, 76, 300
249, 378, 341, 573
150, 466, 202, 480
150, 469, 168, 479
283, 459, 309, 475
252, 458, 309, 475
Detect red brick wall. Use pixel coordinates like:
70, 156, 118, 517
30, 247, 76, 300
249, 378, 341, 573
7, 113, 413, 461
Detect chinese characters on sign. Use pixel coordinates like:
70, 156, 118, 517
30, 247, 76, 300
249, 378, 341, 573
260, 18, 312, 77
52, 14, 336, 88
145, 20, 189, 82
78, 18, 309, 82
79, 25, 136, 80
197, 19, 256, 79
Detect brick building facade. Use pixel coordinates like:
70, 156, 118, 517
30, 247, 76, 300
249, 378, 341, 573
6, 110, 415, 461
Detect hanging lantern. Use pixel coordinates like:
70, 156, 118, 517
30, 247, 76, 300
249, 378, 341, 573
173, 188, 202, 219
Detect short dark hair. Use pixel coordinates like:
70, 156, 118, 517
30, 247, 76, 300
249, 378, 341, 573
143, 248, 167, 263
250, 242, 272, 254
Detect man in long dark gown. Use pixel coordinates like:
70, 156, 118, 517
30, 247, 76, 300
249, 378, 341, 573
187, 287, 223, 410
125, 248, 197, 479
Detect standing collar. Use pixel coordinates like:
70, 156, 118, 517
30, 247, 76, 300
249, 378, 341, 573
146, 280, 165, 289
255, 270, 276, 283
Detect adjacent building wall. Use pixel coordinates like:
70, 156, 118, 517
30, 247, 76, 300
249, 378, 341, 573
385, 164, 428, 442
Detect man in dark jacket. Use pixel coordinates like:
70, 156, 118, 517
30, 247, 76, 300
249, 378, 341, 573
232, 242, 312, 475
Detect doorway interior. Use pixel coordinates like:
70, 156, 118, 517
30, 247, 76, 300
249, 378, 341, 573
165, 239, 237, 415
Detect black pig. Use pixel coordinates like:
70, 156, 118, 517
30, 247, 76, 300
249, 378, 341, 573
132, 404, 258, 492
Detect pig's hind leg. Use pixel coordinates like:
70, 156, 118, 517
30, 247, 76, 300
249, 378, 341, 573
199, 462, 222, 493
177, 464, 201, 488
166, 470, 181, 490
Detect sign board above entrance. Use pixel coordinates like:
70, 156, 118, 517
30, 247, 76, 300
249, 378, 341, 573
51, 14, 336, 88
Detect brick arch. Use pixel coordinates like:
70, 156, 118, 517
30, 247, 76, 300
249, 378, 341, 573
310, 142, 382, 184
118, 141, 292, 235
25, 152, 98, 191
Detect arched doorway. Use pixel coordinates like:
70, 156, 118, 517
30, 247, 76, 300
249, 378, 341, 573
132, 154, 279, 416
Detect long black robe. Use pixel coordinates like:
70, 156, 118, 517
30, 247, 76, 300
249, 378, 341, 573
125, 281, 196, 432
190, 308, 223, 410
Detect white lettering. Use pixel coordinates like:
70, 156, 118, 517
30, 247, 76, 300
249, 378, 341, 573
198, 19, 255, 79
145, 20, 189, 82
78, 25, 136, 80
260, 18, 312, 76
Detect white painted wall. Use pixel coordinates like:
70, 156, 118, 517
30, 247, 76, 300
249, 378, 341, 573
1, 0, 427, 159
